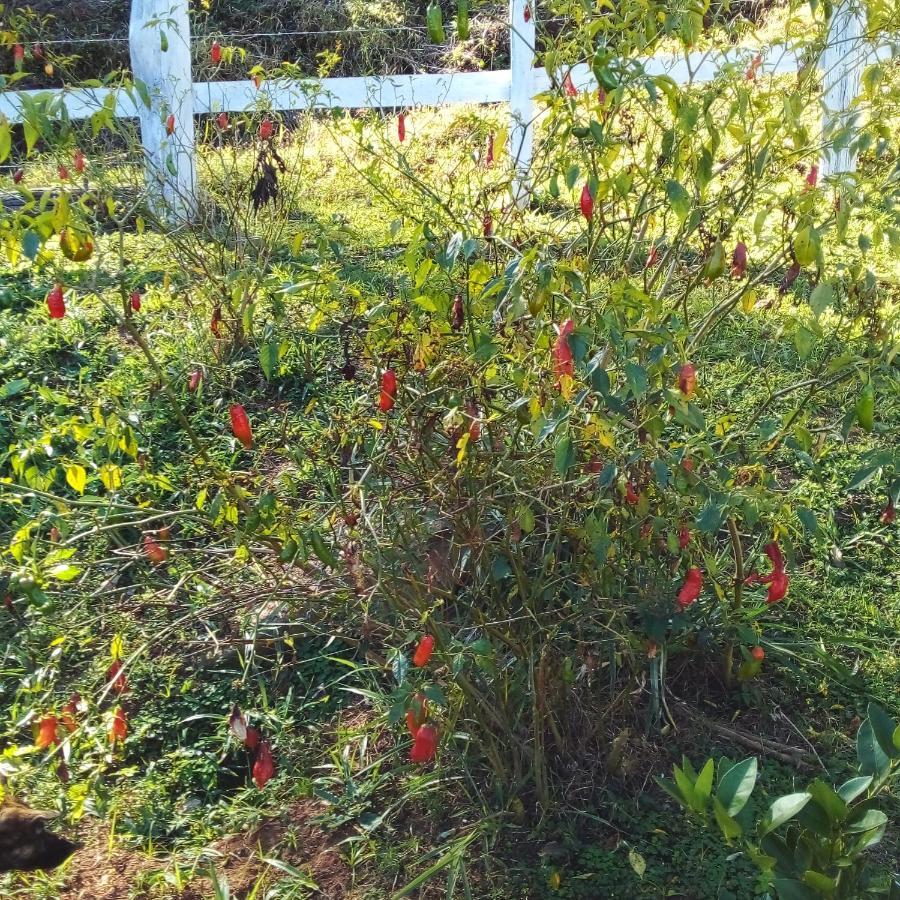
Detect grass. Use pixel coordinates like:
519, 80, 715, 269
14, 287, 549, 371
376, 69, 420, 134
1, 83, 899, 900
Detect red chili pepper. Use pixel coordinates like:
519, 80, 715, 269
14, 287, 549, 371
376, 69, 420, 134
677, 567, 703, 609
731, 242, 747, 278
253, 740, 275, 788
13, 44, 24, 67
625, 482, 639, 505
217, 112, 229, 129
109, 707, 127, 745
678, 363, 697, 398
13, 168, 24, 184
143, 533, 168, 564
645, 246, 659, 268
211, 40, 222, 64
73, 149, 85, 174
563, 72, 577, 97
46, 283, 66, 319
553, 319, 575, 380
745, 541, 789, 603
580, 183, 594, 221
882, 498, 896, 524
259, 117, 274, 141
523, 3, 531, 22
210, 305, 222, 337
379, 369, 397, 412
61, 694, 80, 733
410, 723, 438, 763
230, 403, 253, 449
188, 369, 203, 392
32, 42, 44, 59
36, 715, 61, 749
805, 165, 818, 189
451, 294, 465, 331
764, 541, 785, 573
678, 525, 690, 550
413, 634, 435, 667
585, 456, 603, 474
485, 132, 494, 167
252, 74, 261, 90
750, 646, 765, 662
483, 212, 493, 239
130, 291, 142, 312
244, 726, 261, 751
682, 458, 695, 473
466, 398, 481, 441
398, 113, 406, 143
766, 571, 789, 604
58, 164, 69, 181
106, 659, 129, 695
597, 86, 606, 106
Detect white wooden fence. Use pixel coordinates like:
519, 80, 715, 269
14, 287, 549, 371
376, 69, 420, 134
0, 0, 890, 222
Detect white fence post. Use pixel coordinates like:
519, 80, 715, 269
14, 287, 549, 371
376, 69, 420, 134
820, 0, 864, 177
129, 0, 197, 221
509, 0, 535, 205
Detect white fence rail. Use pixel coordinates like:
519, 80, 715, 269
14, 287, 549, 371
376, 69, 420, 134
0, 0, 890, 221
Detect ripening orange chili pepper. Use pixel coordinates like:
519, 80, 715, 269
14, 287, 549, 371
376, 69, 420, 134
253, 740, 275, 788
106, 659, 128, 695
751, 646, 765, 662
413, 634, 435, 667
379, 369, 397, 413
143, 533, 168, 564
73, 149, 85, 174
410, 723, 438, 763
61, 695, 79, 733
165, 114, 176, 136
109, 706, 127, 744
36, 715, 61, 749
230, 404, 253, 449
563, 72, 577, 97
678, 363, 697, 398
553, 319, 575, 380
677, 567, 703, 610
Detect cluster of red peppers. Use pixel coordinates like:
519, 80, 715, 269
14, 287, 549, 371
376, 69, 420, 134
407, 635, 439, 764
745, 541, 790, 604
229, 706, 275, 788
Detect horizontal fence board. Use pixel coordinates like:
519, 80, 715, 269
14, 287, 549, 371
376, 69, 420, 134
2, 42, 893, 125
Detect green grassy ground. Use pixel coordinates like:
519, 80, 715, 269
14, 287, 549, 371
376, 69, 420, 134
1, 104, 898, 899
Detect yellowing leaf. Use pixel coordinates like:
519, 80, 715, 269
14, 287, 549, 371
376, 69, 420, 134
369, 419, 384, 430
715, 415, 735, 437
558, 374, 574, 401
66, 464, 87, 495
100, 465, 122, 492
741, 289, 757, 313
110, 635, 124, 659
456, 431, 470, 466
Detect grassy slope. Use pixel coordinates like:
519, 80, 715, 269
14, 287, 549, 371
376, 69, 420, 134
1, 102, 898, 898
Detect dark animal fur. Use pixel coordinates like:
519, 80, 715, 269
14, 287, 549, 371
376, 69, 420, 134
0, 799, 78, 872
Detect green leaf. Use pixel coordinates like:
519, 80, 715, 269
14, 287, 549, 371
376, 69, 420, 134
713, 797, 743, 842
0, 119, 10, 163
696, 500, 725, 535
46, 563, 81, 582
771, 879, 818, 900
855, 382, 875, 431
760, 792, 811, 836
837, 775, 872, 804
716, 757, 757, 816
809, 281, 834, 318
0, 378, 29, 399
866, 703, 900, 758
627, 848, 645, 878
422, 683, 448, 707
845, 463, 881, 492
845, 808, 887, 834
22, 229, 41, 260
807, 780, 847, 824
857, 719, 891, 776
796, 506, 818, 537
259, 342, 279, 380
654, 776, 687, 808
554, 434, 576, 475
694, 758, 714, 801
665, 179, 691, 221
802, 871, 837, 896
624, 361, 648, 398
